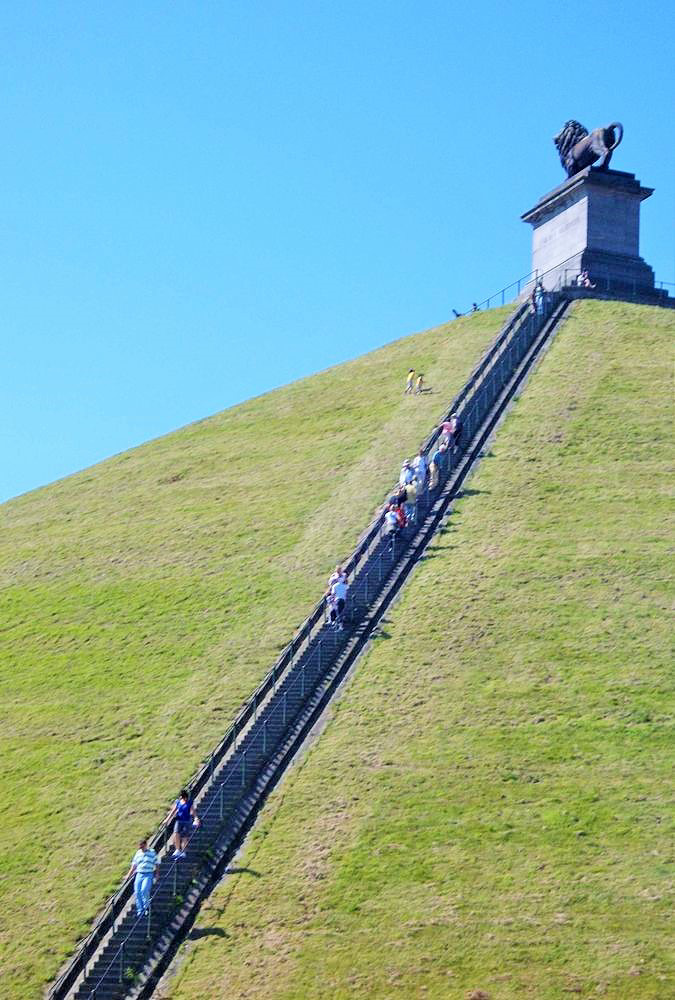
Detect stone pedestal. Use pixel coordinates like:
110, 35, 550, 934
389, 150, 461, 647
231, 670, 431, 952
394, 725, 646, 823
522, 168, 657, 292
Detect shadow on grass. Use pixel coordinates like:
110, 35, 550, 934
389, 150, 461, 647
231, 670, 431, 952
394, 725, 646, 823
224, 866, 261, 878
188, 927, 229, 940
420, 547, 454, 560
456, 487, 490, 498
374, 628, 393, 640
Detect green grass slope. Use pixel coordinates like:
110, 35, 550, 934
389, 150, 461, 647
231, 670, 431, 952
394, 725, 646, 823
166, 301, 675, 1000
0, 307, 509, 998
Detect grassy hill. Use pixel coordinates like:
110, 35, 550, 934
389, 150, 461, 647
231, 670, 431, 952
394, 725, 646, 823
0, 307, 509, 998
163, 301, 675, 1000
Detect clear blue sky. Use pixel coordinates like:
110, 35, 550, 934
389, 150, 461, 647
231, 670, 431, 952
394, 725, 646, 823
2, 1, 673, 502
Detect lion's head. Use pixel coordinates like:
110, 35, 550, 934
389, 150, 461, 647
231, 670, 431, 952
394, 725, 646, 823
553, 120, 589, 171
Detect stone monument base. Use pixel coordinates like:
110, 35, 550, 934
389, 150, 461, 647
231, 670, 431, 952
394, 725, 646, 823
522, 168, 658, 293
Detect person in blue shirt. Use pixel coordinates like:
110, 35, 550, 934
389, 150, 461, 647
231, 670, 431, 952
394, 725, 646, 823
126, 839, 158, 916
167, 789, 200, 859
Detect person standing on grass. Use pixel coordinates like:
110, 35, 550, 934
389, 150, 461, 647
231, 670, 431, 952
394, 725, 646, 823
404, 369, 415, 394
414, 373, 425, 394
126, 839, 158, 917
168, 789, 200, 859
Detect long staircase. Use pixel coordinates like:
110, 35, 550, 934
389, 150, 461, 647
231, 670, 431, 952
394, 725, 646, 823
50, 292, 571, 1000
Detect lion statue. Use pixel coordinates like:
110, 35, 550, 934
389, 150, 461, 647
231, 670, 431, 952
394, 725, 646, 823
553, 120, 624, 177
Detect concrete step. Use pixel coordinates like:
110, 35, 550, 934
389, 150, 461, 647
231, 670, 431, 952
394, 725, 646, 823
75, 979, 128, 999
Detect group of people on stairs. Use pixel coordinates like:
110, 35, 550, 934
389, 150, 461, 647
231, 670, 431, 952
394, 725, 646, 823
384, 413, 462, 539
126, 399, 464, 923
127, 789, 200, 916
325, 565, 348, 630
327, 408, 464, 633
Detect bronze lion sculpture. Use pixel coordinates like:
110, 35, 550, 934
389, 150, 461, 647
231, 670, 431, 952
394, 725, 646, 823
554, 120, 624, 177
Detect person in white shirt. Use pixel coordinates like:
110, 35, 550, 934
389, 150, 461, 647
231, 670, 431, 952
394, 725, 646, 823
327, 577, 347, 629
126, 839, 159, 917
328, 565, 346, 588
399, 461, 414, 486
331, 578, 348, 616
413, 450, 428, 486
385, 507, 399, 533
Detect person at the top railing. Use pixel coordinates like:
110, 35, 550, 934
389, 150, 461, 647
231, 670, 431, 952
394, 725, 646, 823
472, 302, 479, 312
533, 280, 545, 315
577, 269, 596, 289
